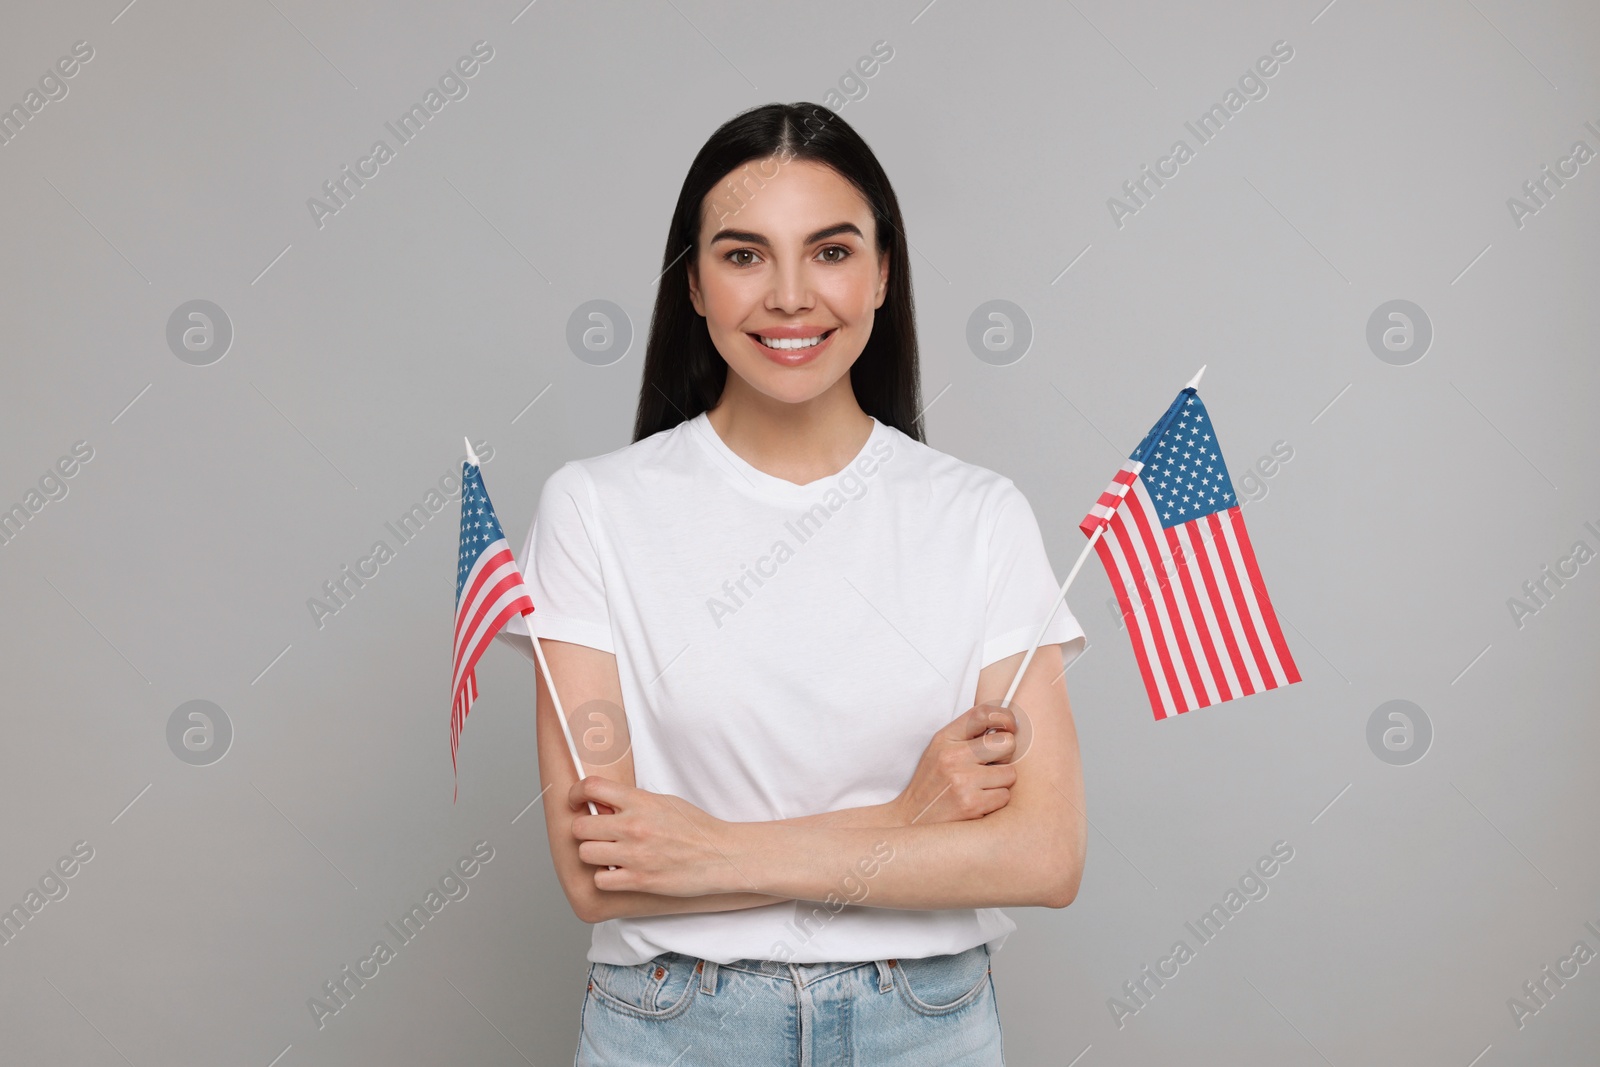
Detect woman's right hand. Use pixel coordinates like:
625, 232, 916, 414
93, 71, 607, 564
890, 703, 1020, 826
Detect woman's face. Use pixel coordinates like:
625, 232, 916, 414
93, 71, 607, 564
687, 157, 889, 408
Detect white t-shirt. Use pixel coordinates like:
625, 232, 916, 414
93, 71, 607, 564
499, 410, 1085, 966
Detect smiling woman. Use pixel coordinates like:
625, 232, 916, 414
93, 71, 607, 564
499, 101, 1088, 1066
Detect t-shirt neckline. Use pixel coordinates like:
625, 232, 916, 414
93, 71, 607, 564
688, 411, 884, 503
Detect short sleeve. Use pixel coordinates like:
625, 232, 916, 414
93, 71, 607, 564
496, 461, 615, 656
981, 477, 1086, 671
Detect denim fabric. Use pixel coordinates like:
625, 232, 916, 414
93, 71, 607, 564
574, 942, 1004, 1066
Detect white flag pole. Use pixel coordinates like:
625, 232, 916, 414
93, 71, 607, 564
524, 632, 610, 820
998, 365, 1206, 709
999, 526, 1103, 709
465, 439, 610, 866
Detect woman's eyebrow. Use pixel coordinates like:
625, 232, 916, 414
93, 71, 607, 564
708, 222, 864, 247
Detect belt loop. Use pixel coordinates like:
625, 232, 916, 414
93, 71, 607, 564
874, 958, 894, 993
698, 957, 719, 995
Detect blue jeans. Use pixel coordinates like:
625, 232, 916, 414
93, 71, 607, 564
575, 943, 1005, 1066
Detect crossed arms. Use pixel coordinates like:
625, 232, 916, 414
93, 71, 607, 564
526, 637, 1087, 924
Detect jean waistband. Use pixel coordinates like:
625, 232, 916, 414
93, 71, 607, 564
655, 943, 989, 997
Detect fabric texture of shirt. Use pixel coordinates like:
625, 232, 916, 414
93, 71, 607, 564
499, 410, 1085, 966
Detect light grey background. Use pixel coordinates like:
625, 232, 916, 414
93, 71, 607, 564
2, 1, 1596, 1064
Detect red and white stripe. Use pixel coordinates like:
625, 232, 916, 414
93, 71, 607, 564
450, 538, 535, 771
1084, 460, 1142, 531
1081, 476, 1299, 720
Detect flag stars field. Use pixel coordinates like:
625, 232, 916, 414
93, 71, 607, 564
1146, 408, 1235, 522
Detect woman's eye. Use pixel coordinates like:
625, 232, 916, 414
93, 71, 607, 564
819, 245, 850, 263
726, 249, 759, 267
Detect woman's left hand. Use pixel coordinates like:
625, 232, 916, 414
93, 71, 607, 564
568, 776, 750, 897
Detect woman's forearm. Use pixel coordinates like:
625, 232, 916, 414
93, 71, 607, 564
586, 800, 907, 921
702, 650, 1085, 911
772, 799, 906, 829
722, 797, 1082, 911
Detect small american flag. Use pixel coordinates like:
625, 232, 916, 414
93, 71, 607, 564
451, 457, 535, 800
1083, 384, 1299, 720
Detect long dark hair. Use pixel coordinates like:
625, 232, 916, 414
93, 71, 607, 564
631, 102, 923, 444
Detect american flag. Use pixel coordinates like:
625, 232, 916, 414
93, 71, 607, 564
1082, 385, 1299, 720
451, 458, 535, 800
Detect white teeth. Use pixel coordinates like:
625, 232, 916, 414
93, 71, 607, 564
758, 332, 827, 350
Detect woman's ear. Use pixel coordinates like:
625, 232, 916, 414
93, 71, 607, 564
686, 261, 704, 316
874, 250, 890, 309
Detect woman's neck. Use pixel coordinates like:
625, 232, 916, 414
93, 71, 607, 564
705, 380, 873, 487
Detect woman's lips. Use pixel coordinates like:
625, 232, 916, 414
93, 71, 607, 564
748, 328, 835, 366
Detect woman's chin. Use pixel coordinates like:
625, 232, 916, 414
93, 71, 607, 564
727, 364, 842, 406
